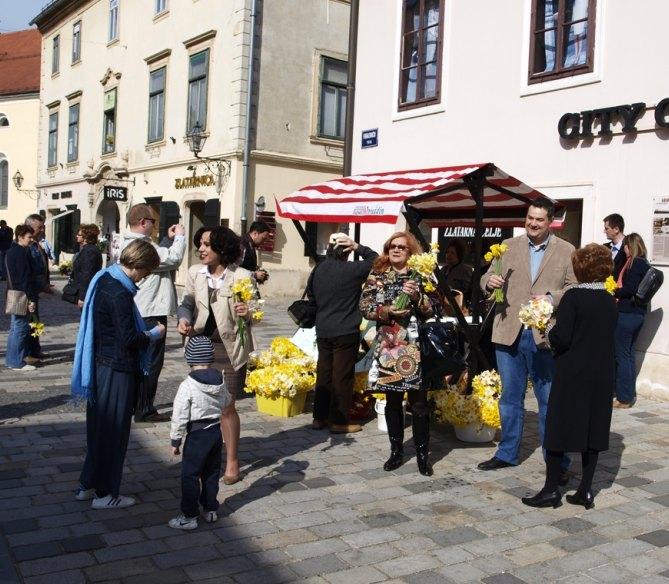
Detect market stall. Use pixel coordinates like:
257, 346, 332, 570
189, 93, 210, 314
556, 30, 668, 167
277, 162, 565, 379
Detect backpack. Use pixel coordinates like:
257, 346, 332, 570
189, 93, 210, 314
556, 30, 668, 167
634, 264, 664, 306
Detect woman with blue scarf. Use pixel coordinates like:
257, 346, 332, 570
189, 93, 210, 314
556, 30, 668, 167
72, 240, 165, 509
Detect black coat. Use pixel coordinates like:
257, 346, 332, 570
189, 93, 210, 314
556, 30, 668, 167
5, 243, 38, 301
544, 287, 618, 452
614, 257, 650, 315
604, 241, 627, 280
239, 235, 258, 272
72, 244, 103, 301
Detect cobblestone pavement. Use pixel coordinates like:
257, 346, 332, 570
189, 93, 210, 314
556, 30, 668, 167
1, 275, 668, 583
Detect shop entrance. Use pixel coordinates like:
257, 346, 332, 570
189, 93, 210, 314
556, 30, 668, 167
556, 199, 583, 248
97, 199, 120, 240
187, 199, 221, 267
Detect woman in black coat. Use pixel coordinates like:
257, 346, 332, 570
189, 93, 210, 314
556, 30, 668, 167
522, 244, 617, 510
70, 224, 103, 308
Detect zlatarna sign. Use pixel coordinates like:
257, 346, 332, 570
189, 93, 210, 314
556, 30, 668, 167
558, 97, 669, 140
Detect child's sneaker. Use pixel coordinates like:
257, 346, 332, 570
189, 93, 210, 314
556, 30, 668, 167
169, 514, 198, 530
91, 494, 136, 509
203, 511, 218, 523
75, 485, 95, 501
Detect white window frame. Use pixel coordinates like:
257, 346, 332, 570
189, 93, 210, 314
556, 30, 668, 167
318, 56, 347, 141
102, 88, 117, 154
519, 0, 605, 96
186, 49, 210, 132
108, 0, 119, 42
155, 0, 167, 15
148, 66, 167, 143
72, 21, 81, 63
67, 103, 80, 162
48, 111, 59, 167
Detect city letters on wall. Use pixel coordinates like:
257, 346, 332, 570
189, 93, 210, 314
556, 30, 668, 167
558, 97, 669, 140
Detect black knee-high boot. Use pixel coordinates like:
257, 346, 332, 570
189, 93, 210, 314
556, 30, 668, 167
412, 408, 433, 476
383, 396, 404, 471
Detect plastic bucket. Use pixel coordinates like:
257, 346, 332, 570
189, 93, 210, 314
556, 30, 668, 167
454, 423, 496, 443
375, 399, 388, 432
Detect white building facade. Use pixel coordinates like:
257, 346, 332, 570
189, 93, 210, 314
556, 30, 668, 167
32, 0, 350, 294
350, 0, 669, 399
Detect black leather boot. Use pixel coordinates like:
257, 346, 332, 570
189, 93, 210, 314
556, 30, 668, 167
521, 489, 562, 508
412, 412, 433, 476
383, 401, 404, 471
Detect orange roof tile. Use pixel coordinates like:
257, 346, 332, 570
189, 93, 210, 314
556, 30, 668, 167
0, 29, 41, 97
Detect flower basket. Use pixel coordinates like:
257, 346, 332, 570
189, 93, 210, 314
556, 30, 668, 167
454, 423, 496, 443
256, 392, 307, 418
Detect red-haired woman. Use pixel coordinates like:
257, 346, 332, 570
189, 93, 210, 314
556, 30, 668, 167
359, 231, 437, 476
522, 244, 617, 510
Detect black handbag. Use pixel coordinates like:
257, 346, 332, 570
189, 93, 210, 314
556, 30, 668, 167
634, 264, 664, 306
61, 279, 79, 304
287, 262, 321, 328
418, 307, 466, 390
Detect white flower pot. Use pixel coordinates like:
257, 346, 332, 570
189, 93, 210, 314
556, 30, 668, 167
374, 399, 406, 433
454, 423, 496, 443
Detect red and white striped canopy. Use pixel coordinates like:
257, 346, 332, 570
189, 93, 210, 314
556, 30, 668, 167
277, 163, 565, 228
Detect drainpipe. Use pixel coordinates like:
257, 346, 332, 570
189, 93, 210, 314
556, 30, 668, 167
241, 0, 258, 236
343, 0, 360, 253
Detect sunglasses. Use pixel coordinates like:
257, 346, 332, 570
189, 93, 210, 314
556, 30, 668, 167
142, 217, 156, 223
388, 244, 408, 251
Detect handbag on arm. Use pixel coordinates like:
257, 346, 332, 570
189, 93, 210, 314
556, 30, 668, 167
4, 257, 29, 316
286, 262, 321, 329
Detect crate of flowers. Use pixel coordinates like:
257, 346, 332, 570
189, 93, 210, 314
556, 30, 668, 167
244, 337, 316, 417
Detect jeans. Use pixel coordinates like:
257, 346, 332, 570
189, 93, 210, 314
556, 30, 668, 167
0, 249, 6, 279
135, 316, 167, 420
314, 333, 360, 426
6, 314, 30, 368
495, 329, 568, 468
181, 424, 222, 517
614, 312, 644, 404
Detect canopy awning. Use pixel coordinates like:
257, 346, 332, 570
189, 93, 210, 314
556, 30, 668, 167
277, 162, 565, 228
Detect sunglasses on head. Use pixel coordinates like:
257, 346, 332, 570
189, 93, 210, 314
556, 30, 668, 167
388, 243, 408, 251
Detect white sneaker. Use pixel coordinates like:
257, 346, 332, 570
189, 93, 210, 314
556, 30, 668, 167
91, 494, 136, 509
75, 486, 95, 501
12, 364, 36, 371
169, 514, 198, 530
203, 511, 218, 523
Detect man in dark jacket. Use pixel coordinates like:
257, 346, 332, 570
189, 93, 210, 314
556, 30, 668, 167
0, 220, 14, 281
308, 233, 378, 433
239, 221, 270, 284
603, 213, 627, 279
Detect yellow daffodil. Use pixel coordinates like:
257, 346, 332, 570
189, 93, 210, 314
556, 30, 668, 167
29, 319, 45, 338
231, 278, 254, 302
518, 298, 554, 331
485, 242, 508, 303
604, 275, 617, 295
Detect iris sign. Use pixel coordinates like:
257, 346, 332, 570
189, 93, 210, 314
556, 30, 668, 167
558, 98, 669, 140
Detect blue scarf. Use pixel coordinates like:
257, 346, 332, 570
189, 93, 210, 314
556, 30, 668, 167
71, 263, 149, 402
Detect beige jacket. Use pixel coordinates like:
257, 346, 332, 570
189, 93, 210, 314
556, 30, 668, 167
480, 233, 576, 347
177, 264, 256, 370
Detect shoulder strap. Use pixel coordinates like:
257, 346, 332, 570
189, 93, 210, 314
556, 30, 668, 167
303, 260, 323, 299
5, 253, 14, 290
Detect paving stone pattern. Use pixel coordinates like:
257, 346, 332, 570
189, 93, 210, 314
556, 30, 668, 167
1, 275, 668, 583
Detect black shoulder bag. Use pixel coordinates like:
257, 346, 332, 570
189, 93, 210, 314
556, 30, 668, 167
287, 262, 321, 328
418, 302, 466, 390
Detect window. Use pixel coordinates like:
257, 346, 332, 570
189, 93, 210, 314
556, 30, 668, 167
67, 104, 80, 162
102, 88, 117, 154
0, 156, 8, 208
109, 0, 119, 42
0, 114, 8, 127
148, 67, 166, 143
529, 0, 595, 84
319, 57, 347, 139
48, 111, 58, 167
155, 0, 167, 14
187, 49, 209, 132
52, 35, 60, 74
72, 21, 81, 62
399, 0, 443, 109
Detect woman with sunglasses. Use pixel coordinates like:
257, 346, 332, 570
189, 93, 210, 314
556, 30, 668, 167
359, 231, 437, 475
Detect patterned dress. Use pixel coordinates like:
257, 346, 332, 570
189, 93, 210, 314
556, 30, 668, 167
359, 268, 435, 393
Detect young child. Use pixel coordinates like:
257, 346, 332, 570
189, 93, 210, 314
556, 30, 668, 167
169, 336, 231, 530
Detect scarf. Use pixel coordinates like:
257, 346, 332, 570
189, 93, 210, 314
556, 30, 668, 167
71, 263, 148, 403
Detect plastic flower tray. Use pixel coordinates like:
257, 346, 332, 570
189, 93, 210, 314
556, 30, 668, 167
256, 392, 307, 418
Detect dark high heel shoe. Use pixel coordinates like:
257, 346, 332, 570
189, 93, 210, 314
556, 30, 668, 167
521, 489, 562, 508
566, 491, 595, 509
383, 447, 404, 471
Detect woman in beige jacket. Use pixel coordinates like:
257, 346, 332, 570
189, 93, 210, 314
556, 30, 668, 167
177, 226, 256, 485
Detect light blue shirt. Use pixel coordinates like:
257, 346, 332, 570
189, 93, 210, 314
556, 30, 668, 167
529, 234, 550, 282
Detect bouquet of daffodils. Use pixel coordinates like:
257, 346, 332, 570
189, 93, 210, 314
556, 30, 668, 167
58, 260, 73, 276
394, 242, 439, 309
431, 370, 501, 430
245, 337, 316, 399
484, 243, 508, 303
518, 297, 554, 331
231, 277, 264, 349
29, 316, 45, 338
604, 276, 617, 295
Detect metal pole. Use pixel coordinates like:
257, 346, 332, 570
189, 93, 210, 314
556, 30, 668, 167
241, 0, 258, 236
345, 0, 360, 259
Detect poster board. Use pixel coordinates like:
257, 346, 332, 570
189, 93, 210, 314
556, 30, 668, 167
652, 196, 669, 265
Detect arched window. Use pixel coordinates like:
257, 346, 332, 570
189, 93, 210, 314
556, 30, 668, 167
0, 114, 9, 127
0, 155, 8, 208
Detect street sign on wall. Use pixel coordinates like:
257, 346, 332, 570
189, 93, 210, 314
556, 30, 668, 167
361, 128, 378, 148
